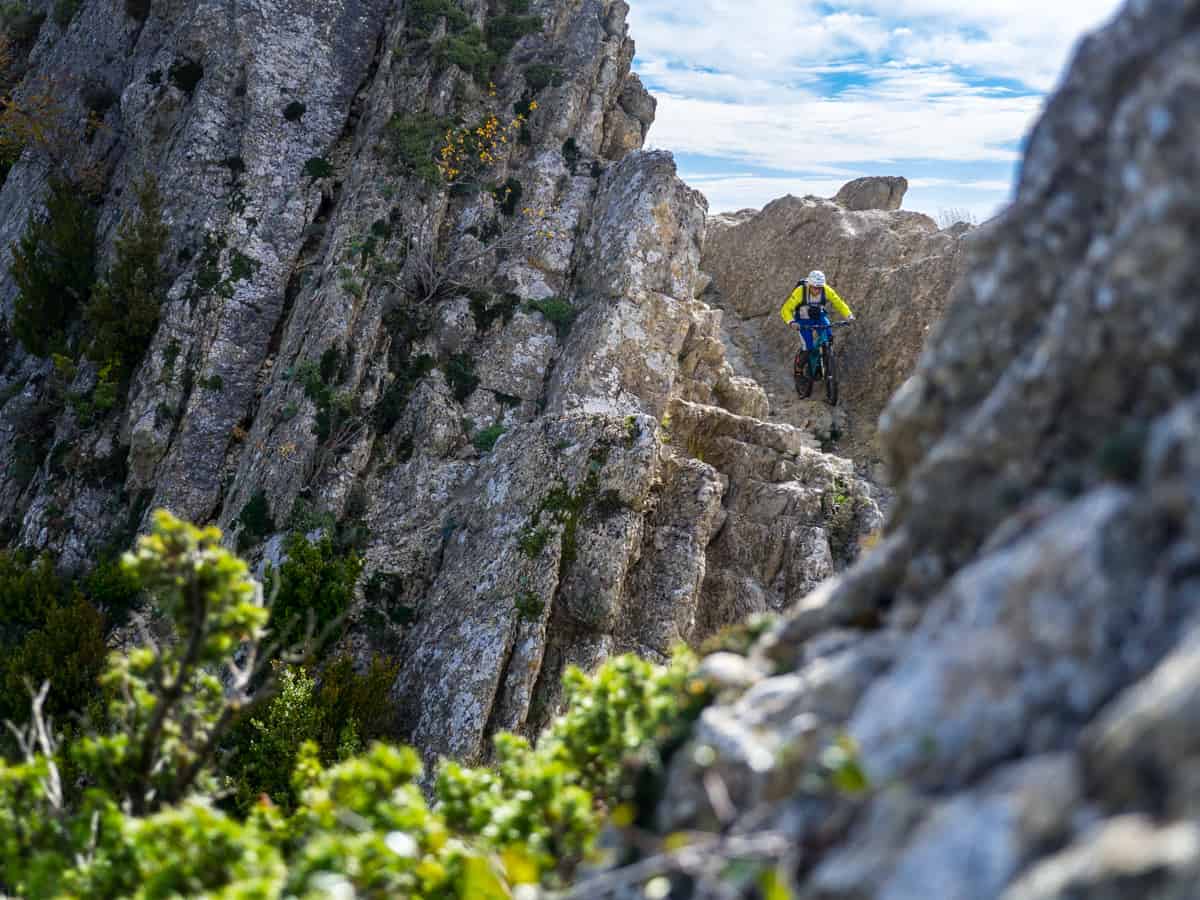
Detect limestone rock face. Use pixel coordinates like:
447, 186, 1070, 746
0, 0, 880, 766
637, 1, 1200, 896
834, 175, 908, 211
702, 187, 970, 470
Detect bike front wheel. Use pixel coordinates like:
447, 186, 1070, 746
823, 345, 839, 406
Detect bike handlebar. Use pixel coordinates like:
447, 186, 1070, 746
793, 320, 853, 329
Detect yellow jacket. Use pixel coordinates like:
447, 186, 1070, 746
780, 284, 853, 324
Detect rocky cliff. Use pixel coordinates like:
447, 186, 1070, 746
626, 0, 1200, 896
0, 0, 881, 765
702, 178, 971, 474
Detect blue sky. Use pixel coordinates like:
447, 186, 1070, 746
627, 0, 1126, 221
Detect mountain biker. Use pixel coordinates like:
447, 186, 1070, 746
779, 271, 854, 355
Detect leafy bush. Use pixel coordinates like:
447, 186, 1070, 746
84, 177, 168, 381
562, 137, 580, 174
406, 0, 469, 38
526, 296, 576, 337
0, 593, 106, 728
0, 2, 46, 46
302, 156, 333, 180
472, 423, 505, 452
434, 26, 496, 80
0, 512, 740, 898
525, 64, 564, 91
236, 490, 275, 552
384, 112, 447, 184
443, 352, 479, 402
264, 533, 362, 645
11, 178, 98, 357
168, 57, 203, 93
485, 13, 542, 56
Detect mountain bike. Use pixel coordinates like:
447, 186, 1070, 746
793, 319, 852, 406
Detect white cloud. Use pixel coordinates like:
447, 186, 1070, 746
627, 0, 1125, 213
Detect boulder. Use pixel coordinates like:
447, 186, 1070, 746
834, 176, 909, 211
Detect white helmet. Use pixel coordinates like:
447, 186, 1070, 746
807, 270, 826, 287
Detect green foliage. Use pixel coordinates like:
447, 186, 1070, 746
168, 57, 203, 93
525, 64, 564, 91
236, 490, 275, 552
473, 423, 505, 453
283, 100, 306, 121
302, 156, 334, 180
485, 13, 542, 57
51, 0, 79, 27
526, 296, 576, 338
434, 26, 497, 81
375, 352, 436, 433
517, 525, 552, 558
406, 0, 469, 38
0, 593, 106, 729
562, 137, 580, 174
84, 177, 168, 382
436, 652, 710, 881
698, 612, 779, 657
444, 352, 479, 402
11, 178, 98, 357
384, 111, 447, 184
0, 513, 739, 897
513, 590, 544, 621
0, 2, 46, 46
468, 289, 520, 332
1098, 423, 1147, 483
264, 533, 362, 645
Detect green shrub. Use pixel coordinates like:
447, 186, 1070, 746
467, 289, 519, 332
525, 64, 564, 91
302, 156, 333, 180
51, 0, 79, 27
562, 137, 580, 174
0, 550, 117, 741
0, 2, 46, 46
236, 490, 275, 552
443, 353, 479, 402
375, 352, 435, 433
282, 100, 305, 121
264, 533, 362, 645
84, 177, 168, 381
526, 296, 576, 337
0, 510, 732, 897
383, 112, 447, 184
168, 57, 204, 93
433, 26, 496, 80
406, 0, 469, 38
0, 593, 106, 728
472, 423, 505, 453
485, 13, 542, 56
11, 178, 98, 357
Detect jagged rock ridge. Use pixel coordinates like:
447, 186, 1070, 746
0, 0, 881, 765
637, 1, 1200, 897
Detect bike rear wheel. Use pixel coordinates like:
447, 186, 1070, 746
794, 351, 813, 399
823, 345, 839, 406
